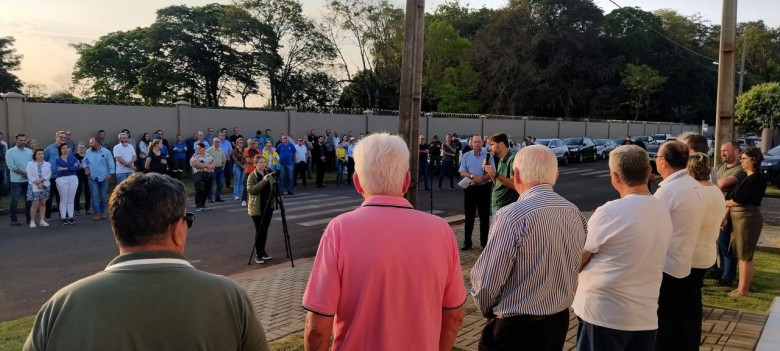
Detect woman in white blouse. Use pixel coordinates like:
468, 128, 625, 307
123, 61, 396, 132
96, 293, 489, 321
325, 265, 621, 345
26, 148, 52, 228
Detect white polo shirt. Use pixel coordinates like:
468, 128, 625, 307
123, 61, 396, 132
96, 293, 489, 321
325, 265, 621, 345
654, 169, 705, 278
113, 143, 136, 174
692, 184, 726, 268
573, 194, 672, 331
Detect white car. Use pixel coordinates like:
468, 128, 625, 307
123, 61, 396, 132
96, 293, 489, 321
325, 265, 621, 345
535, 138, 570, 165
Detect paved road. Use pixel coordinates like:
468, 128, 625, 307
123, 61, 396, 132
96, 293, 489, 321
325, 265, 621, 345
0, 159, 616, 321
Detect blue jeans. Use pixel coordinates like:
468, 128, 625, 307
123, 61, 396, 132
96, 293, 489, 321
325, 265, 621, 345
88, 178, 110, 215
336, 161, 345, 184
232, 164, 245, 198
717, 220, 737, 282
576, 318, 656, 351
210, 167, 224, 201
115, 172, 132, 184
418, 161, 429, 189
10, 182, 31, 222
280, 163, 294, 191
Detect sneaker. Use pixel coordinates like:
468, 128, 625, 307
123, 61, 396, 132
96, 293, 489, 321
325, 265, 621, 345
75, 211, 81, 216
93, 215, 102, 221
10, 221, 21, 226
234, 196, 240, 201
69, 218, 76, 225
39, 220, 49, 227
85, 210, 93, 215
241, 201, 247, 207
196, 207, 204, 212
30, 221, 36, 229
62, 219, 68, 225
260, 252, 272, 260
203, 207, 212, 211
287, 190, 294, 195
254, 256, 265, 264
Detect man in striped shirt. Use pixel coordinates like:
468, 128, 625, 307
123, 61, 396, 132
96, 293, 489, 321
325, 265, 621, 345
471, 145, 587, 350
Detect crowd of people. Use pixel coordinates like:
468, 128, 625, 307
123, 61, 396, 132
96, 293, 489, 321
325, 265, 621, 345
9, 126, 769, 350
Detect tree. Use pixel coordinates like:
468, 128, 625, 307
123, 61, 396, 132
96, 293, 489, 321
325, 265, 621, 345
422, 20, 471, 111
735, 82, 780, 134
621, 63, 667, 120
0, 36, 23, 93
240, 0, 335, 109
71, 28, 150, 101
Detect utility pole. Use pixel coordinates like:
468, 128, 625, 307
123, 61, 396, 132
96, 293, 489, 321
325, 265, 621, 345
714, 0, 737, 165
398, 0, 425, 208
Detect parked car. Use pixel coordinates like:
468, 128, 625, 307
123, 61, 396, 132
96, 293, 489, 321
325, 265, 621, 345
738, 137, 761, 151
563, 137, 597, 162
595, 139, 618, 159
632, 135, 656, 145
761, 145, 780, 185
535, 138, 570, 165
646, 144, 660, 176
650, 133, 673, 144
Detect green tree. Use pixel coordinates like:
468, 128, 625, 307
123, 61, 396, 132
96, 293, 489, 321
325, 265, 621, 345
621, 63, 667, 120
0, 36, 23, 93
71, 28, 150, 101
735, 82, 780, 134
422, 20, 471, 111
433, 62, 481, 113
239, 0, 335, 109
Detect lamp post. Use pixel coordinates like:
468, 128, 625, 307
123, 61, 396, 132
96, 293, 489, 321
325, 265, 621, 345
556, 118, 563, 139
424, 112, 432, 141
522, 117, 529, 140
363, 109, 373, 135
284, 106, 296, 135
479, 114, 487, 138
584, 118, 589, 137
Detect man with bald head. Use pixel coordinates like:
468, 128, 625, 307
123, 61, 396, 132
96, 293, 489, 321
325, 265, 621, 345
653, 140, 706, 350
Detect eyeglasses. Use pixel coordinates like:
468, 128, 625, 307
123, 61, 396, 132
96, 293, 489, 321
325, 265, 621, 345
169, 212, 195, 228
65, 133, 71, 136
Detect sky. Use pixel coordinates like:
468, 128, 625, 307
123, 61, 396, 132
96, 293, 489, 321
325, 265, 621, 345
1, 0, 778, 98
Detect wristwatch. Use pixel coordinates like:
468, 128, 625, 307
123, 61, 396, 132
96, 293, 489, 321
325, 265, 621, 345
469, 174, 474, 180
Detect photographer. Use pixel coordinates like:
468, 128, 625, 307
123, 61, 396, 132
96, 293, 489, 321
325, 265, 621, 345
247, 154, 277, 264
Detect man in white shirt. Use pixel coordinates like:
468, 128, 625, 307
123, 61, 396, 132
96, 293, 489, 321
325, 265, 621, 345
113, 132, 137, 184
573, 145, 672, 350
293, 137, 308, 188
653, 140, 705, 350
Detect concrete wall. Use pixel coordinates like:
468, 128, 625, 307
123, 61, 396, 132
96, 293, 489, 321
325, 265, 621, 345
0, 97, 700, 148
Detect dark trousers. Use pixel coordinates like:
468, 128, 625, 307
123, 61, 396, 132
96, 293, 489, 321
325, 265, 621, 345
209, 167, 223, 201
193, 172, 213, 207
439, 159, 455, 188
74, 173, 90, 213
242, 173, 249, 201
716, 220, 737, 282
346, 158, 355, 185
45, 181, 61, 219
464, 183, 492, 248
316, 159, 326, 186
171, 158, 186, 180
478, 309, 569, 351
10, 182, 31, 223
418, 161, 429, 190
294, 161, 307, 187
224, 159, 233, 188
656, 271, 703, 351
576, 318, 656, 351
252, 208, 273, 254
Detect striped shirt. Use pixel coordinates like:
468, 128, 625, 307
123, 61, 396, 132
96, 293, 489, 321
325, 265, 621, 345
470, 184, 587, 317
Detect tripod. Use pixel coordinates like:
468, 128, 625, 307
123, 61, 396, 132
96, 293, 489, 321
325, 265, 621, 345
247, 173, 295, 267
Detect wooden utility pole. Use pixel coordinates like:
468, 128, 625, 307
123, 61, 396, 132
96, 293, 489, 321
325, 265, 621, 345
714, 0, 737, 165
398, 0, 425, 208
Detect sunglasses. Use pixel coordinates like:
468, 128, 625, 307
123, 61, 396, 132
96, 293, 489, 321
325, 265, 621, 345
169, 212, 195, 228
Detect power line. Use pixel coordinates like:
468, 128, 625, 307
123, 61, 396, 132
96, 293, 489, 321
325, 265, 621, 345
606, 0, 719, 63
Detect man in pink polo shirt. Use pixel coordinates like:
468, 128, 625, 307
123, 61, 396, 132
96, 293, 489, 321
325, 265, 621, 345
302, 133, 466, 350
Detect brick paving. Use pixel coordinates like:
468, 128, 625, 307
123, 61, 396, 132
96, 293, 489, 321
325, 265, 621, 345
232, 223, 769, 350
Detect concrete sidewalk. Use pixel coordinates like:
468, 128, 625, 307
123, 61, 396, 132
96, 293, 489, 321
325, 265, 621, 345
231, 223, 772, 350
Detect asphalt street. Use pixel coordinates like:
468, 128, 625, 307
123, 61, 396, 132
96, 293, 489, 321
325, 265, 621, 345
0, 159, 617, 321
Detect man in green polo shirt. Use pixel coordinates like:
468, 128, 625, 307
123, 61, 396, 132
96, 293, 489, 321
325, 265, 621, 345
483, 133, 519, 212
24, 173, 269, 351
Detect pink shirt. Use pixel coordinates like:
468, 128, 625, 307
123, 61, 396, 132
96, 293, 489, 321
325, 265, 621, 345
302, 195, 466, 350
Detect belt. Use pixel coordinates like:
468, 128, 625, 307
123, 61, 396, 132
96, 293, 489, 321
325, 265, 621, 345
501, 309, 566, 322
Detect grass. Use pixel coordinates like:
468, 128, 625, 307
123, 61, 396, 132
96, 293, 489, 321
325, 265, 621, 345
0, 316, 33, 350
702, 250, 780, 312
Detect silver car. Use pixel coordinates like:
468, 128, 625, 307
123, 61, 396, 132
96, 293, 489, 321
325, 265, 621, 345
534, 138, 570, 165
595, 139, 617, 160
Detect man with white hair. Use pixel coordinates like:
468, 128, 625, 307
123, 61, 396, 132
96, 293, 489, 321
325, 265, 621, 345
471, 145, 587, 350
573, 145, 672, 350
303, 133, 466, 351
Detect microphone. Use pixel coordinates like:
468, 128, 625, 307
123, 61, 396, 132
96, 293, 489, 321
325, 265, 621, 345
484, 151, 491, 166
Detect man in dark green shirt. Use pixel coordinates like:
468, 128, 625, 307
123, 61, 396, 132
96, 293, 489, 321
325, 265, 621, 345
483, 133, 519, 211
24, 173, 269, 351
